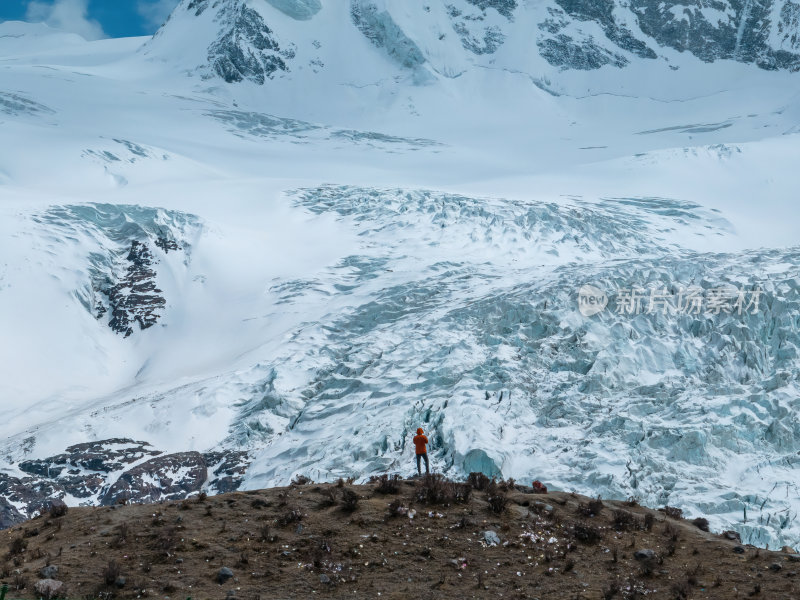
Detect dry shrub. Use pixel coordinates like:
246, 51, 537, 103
486, 479, 508, 514
387, 499, 407, 518
416, 474, 452, 505
467, 472, 490, 491
664, 521, 680, 541
8, 536, 27, 556
613, 509, 636, 531
341, 489, 360, 512
662, 506, 684, 519
319, 487, 338, 507
371, 474, 401, 494
103, 560, 121, 586
573, 521, 603, 544
579, 496, 604, 517
291, 474, 313, 486
452, 482, 472, 504
278, 508, 303, 526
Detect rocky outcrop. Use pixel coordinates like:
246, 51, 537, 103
1, 439, 251, 527
0, 497, 25, 529
543, 0, 800, 71
204, 450, 251, 494
101, 451, 208, 505
105, 240, 165, 337
19, 438, 161, 477
191, 0, 294, 84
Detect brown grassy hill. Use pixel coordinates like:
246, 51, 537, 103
1, 475, 798, 600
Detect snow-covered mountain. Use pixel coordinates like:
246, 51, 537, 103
1, 1, 799, 549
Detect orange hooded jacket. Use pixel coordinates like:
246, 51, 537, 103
413, 428, 428, 455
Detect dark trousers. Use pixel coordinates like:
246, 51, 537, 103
416, 453, 429, 475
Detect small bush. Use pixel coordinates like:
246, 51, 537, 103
196, 491, 208, 502
278, 508, 303, 526
452, 482, 472, 504
8, 536, 27, 556
662, 506, 683, 519
155, 526, 178, 555
573, 521, 603, 544
664, 521, 680, 541
387, 499, 407, 518
371, 474, 401, 495
613, 509, 635, 531
291, 474, 313, 486
11, 573, 28, 591
319, 487, 338, 507
602, 579, 620, 599
467, 472, 490, 491
691, 517, 710, 532
486, 479, 508, 514
341, 489, 360, 512
487, 491, 508, 514
416, 474, 452, 505
103, 560, 121, 586
251, 498, 269, 509
686, 563, 702, 586
643, 512, 655, 531
579, 496, 604, 517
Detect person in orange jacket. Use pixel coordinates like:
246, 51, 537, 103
413, 427, 429, 475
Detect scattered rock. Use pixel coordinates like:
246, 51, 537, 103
691, 517, 710, 532
722, 530, 742, 542
115, 576, 127, 588
319, 574, 331, 584
217, 567, 234, 584
782, 546, 796, 554
39, 565, 59, 579
733, 545, 746, 554
483, 530, 500, 546
35, 579, 63, 597
634, 549, 657, 561
769, 563, 782, 572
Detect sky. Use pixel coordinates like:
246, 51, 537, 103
0, 0, 180, 39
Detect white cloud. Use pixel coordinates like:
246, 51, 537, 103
137, 0, 179, 30
25, 0, 106, 40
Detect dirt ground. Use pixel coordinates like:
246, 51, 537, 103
1, 476, 798, 599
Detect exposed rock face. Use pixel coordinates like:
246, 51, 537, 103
35, 203, 200, 339
101, 451, 208, 505
204, 450, 251, 494
1, 439, 251, 527
165, 0, 800, 83
0, 473, 64, 517
542, 0, 800, 70
188, 0, 293, 83
19, 438, 161, 478
0, 497, 25, 529
106, 240, 165, 337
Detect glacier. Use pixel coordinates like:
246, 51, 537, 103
0, 0, 799, 551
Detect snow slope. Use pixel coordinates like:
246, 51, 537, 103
0, 1, 799, 548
